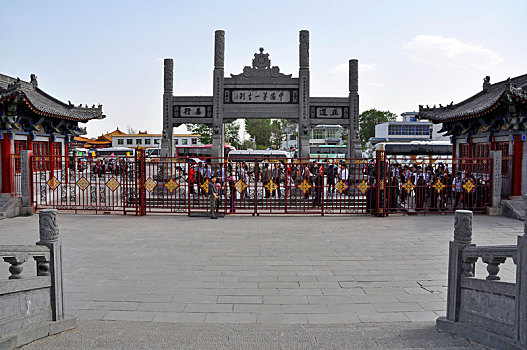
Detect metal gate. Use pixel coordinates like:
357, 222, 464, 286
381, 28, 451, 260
140, 152, 386, 216
31, 153, 139, 214
30, 151, 492, 216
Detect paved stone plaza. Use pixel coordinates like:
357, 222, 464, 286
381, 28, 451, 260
1, 213, 522, 327
20, 320, 487, 349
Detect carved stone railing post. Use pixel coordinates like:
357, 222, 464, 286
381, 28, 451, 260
447, 210, 474, 322
515, 197, 527, 345
36, 209, 64, 320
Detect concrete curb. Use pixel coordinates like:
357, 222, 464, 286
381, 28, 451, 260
0, 318, 75, 350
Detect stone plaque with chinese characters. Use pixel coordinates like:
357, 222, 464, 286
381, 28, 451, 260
173, 106, 213, 118
310, 107, 349, 119
224, 89, 298, 104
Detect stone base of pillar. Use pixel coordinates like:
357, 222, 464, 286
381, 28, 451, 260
153, 164, 173, 199
20, 206, 34, 216
486, 206, 503, 216
211, 133, 224, 159
299, 135, 310, 159
351, 142, 362, 159
160, 139, 171, 158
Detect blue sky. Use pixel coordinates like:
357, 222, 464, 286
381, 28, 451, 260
2, 0, 525, 138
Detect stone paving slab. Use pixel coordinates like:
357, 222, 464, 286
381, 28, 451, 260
0, 213, 522, 326
19, 320, 487, 349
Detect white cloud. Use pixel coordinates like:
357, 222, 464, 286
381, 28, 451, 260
329, 62, 377, 74
359, 63, 377, 73
365, 82, 386, 88
404, 35, 504, 70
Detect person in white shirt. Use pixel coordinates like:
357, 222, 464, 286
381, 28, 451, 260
452, 171, 463, 208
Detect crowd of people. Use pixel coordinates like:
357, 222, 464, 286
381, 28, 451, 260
184, 158, 491, 215
61, 155, 490, 215
376, 161, 490, 213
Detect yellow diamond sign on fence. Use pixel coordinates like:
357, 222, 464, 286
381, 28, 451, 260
356, 180, 369, 194
297, 180, 312, 194
335, 180, 348, 194
264, 180, 278, 193
463, 179, 476, 193
164, 178, 179, 193
433, 180, 445, 193
76, 177, 90, 191
144, 177, 157, 193
106, 177, 120, 192
235, 180, 247, 194
201, 179, 210, 194
47, 176, 60, 190
403, 180, 415, 194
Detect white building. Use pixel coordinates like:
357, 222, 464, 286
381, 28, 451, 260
281, 125, 344, 150
112, 132, 202, 149
370, 112, 449, 144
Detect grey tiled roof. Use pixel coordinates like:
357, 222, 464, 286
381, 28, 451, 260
419, 74, 527, 122
0, 73, 104, 122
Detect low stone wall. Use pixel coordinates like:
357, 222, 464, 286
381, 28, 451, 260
0, 245, 52, 338
0, 210, 75, 349
438, 208, 527, 350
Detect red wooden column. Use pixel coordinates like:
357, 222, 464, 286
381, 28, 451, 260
48, 137, 54, 174
512, 135, 523, 196
1, 134, 14, 193
27, 134, 33, 154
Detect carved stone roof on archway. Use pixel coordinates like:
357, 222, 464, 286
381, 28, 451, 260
229, 48, 294, 83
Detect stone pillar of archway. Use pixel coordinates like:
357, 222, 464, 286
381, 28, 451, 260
211, 30, 225, 159
162, 59, 174, 157
298, 30, 310, 159
348, 59, 361, 158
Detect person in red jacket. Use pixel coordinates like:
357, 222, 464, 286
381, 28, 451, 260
188, 162, 196, 195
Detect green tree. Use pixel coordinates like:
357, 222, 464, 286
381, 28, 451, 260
225, 121, 241, 149
270, 120, 285, 148
359, 109, 397, 149
245, 119, 272, 148
186, 122, 241, 148
185, 124, 212, 144
245, 119, 284, 149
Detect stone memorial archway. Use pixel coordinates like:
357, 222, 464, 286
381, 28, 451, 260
162, 30, 361, 159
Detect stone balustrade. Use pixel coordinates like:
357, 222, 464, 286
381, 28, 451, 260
461, 245, 517, 280
438, 207, 527, 350
0, 209, 74, 350
1, 246, 51, 280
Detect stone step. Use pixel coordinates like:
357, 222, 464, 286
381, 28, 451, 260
502, 199, 526, 221
0, 194, 21, 218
